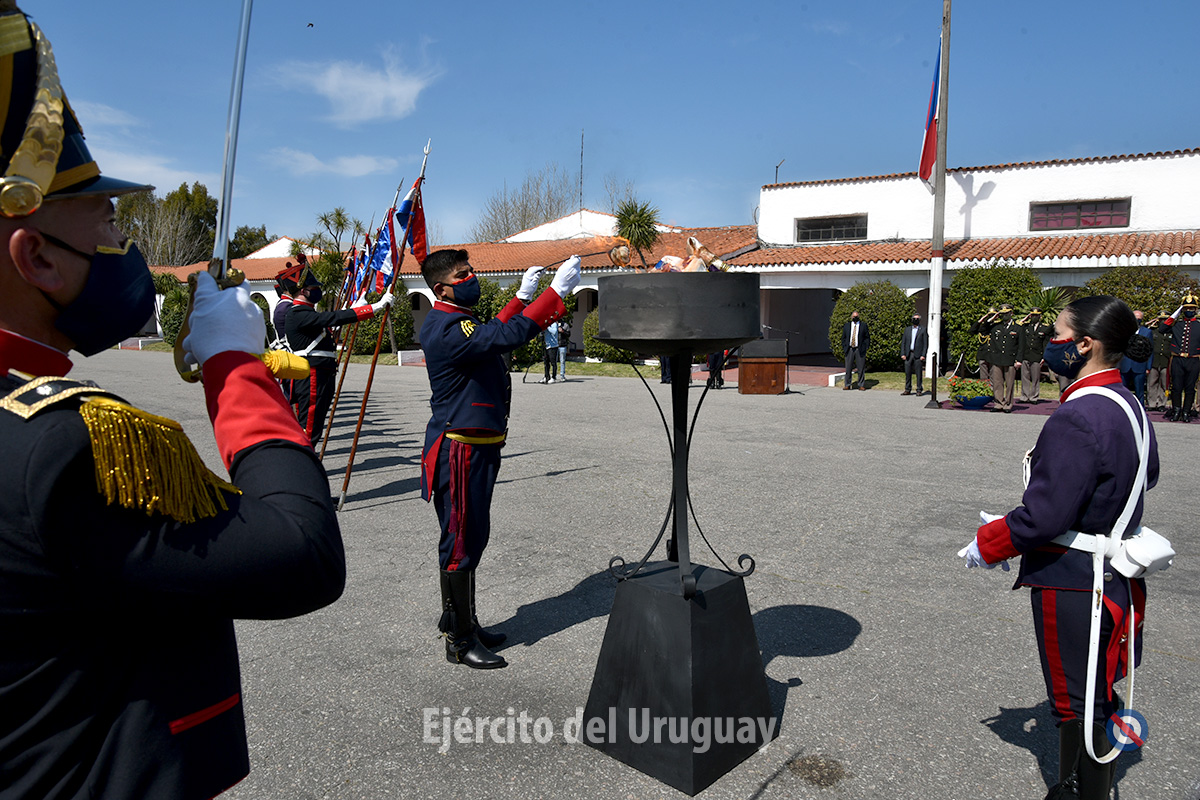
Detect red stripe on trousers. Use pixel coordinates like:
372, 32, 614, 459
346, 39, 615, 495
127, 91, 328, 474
1042, 591, 1074, 720
447, 439, 472, 571
305, 368, 318, 438
1103, 593, 1125, 699
169, 692, 240, 735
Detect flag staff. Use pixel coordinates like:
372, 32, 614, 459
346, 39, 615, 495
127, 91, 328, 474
319, 208, 394, 461
925, 0, 952, 407
338, 141, 431, 510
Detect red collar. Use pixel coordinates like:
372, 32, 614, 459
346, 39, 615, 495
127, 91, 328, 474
0, 328, 73, 378
293, 298, 315, 308
434, 300, 475, 316
1060, 368, 1121, 402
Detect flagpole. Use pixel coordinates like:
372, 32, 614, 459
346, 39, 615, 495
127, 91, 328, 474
925, 0, 951, 406
338, 142, 430, 510
318, 248, 367, 461
319, 195, 400, 460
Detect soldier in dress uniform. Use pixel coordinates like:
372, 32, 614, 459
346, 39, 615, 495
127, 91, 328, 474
271, 262, 303, 405
976, 303, 1020, 412
1016, 307, 1051, 403
1145, 310, 1172, 411
284, 271, 393, 446
964, 296, 1159, 799
1160, 291, 1200, 422
969, 307, 997, 386
419, 249, 580, 669
0, 5, 346, 797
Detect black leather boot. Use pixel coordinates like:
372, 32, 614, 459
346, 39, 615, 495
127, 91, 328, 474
1075, 723, 1116, 800
469, 571, 506, 648
443, 570, 506, 669
1050, 719, 1084, 798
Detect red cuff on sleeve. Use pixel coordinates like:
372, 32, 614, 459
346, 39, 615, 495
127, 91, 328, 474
496, 296, 527, 324
352, 304, 374, 321
202, 351, 311, 469
977, 516, 1021, 564
521, 290, 566, 329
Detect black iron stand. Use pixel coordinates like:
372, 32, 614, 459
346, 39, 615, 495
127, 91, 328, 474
583, 351, 777, 796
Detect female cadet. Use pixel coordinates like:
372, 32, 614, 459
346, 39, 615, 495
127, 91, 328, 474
960, 296, 1159, 799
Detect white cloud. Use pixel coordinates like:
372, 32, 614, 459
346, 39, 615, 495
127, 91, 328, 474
267, 147, 399, 178
272, 50, 439, 127
70, 100, 139, 129
87, 144, 217, 193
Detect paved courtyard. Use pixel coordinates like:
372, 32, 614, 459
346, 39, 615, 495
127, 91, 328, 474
75, 350, 1200, 800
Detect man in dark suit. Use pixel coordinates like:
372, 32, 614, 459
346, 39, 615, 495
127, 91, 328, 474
900, 313, 928, 395
842, 310, 869, 390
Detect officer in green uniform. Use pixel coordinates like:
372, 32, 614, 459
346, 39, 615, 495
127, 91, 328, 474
969, 307, 997, 384
1017, 307, 1051, 403
1146, 310, 1172, 411
979, 303, 1021, 412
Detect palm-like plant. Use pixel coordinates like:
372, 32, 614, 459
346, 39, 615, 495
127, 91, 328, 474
614, 199, 661, 270
1019, 286, 1070, 320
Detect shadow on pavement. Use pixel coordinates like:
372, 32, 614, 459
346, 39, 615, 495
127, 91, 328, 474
754, 604, 862, 720
492, 570, 617, 649
980, 700, 1142, 794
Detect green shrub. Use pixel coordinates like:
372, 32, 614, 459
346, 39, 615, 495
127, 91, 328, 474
1076, 265, 1197, 317
583, 307, 635, 363
159, 286, 190, 346
827, 281, 913, 371
944, 259, 1042, 362
349, 286, 415, 355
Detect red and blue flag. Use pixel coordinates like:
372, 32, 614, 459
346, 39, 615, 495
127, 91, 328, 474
395, 178, 428, 264
918, 38, 941, 194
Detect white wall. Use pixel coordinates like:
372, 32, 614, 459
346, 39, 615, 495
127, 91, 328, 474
758, 151, 1200, 245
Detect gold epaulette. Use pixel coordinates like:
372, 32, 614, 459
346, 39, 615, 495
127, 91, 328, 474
0, 375, 240, 523
78, 396, 241, 524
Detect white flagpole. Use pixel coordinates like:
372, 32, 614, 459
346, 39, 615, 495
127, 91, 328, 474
926, 0, 951, 387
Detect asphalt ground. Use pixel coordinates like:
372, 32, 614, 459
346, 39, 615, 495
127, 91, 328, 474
74, 350, 1200, 800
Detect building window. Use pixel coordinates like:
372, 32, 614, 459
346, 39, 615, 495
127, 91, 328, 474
410, 294, 422, 310
1029, 199, 1130, 231
795, 214, 868, 242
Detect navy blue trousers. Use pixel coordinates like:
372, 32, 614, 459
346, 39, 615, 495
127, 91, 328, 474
1030, 580, 1144, 727
432, 439, 501, 571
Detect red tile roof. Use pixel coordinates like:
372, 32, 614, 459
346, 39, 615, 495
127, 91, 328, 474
399, 225, 759, 276
762, 148, 1200, 190
150, 257, 302, 283
733, 230, 1200, 267
148, 225, 759, 283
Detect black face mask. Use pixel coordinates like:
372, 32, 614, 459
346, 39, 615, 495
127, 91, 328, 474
912, 318, 920, 325
41, 234, 154, 357
1185, 309, 1197, 319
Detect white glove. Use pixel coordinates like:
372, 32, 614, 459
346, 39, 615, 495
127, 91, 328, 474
182, 271, 267, 366
980, 511, 1003, 524
1171, 305, 1183, 320
957, 538, 1011, 571
551, 255, 582, 298
517, 266, 545, 302
371, 290, 395, 314
351, 294, 369, 309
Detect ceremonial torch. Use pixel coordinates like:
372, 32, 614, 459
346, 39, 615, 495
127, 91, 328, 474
173, 0, 308, 383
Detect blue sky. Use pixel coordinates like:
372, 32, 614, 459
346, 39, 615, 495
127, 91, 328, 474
34, 0, 1200, 249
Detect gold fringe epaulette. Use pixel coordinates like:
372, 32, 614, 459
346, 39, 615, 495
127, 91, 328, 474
78, 396, 241, 524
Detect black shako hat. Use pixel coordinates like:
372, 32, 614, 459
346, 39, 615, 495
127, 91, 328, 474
0, 3, 152, 217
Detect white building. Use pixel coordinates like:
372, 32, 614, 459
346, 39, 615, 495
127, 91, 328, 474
732, 148, 1200, 354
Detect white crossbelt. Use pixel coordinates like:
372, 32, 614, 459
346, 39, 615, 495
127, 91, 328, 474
1053, 386, 1169, 763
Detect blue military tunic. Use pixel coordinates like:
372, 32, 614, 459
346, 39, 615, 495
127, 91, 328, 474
976, 368, 1159, 725
419, 292, 565, 570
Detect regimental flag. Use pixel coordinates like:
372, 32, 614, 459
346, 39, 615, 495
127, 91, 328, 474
395, 178, 428, 264
918, 37, 941, 194
355, 231, 372, 297
369, 220, 392, 292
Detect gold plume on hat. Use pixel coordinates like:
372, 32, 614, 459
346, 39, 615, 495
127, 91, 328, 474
0, 19, 64, 217
1183, 291, 1199, 308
